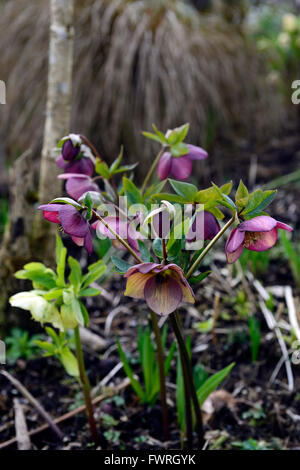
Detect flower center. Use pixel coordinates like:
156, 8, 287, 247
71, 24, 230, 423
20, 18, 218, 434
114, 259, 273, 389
243, 231, 261, 248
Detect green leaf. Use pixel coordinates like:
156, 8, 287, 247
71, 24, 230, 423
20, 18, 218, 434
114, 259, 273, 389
111, 256, 132, 274
170, 142, 189, 157
79, 301, 89, 327
71, 296, 84, 327
142, 131, 166, 145
243, 190, 277, 217
197, 363, 235, 406
137, 240, 151, 262
34, 340, 56, 355
60, 347, 79, 377
235, 180, 249, 207
82, 264, 106, 287
43, 288, 64, 301
123, 177, 143, 205
95, 160, 110, 179
169, 179, 198, 201
79, 287, 101, 297
109, 147, 123, 173
189, 271, 211, 284
154, 193, 187, 204
113, 163, 138, 174
68, 256, 82, 290
143, 180, 167, 201
50, 197, 82, 208
195, 319, 213, 333
56, 235, 67, 287
166, 123, 189, 145
117, 339, 144, 400
153, 238, 163, 259
248, 316, 261, 362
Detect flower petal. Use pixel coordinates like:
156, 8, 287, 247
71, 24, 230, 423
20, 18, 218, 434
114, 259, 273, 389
84, 230, 93, 255
144, 276, 182, 316
276, 221, 293, 232
124, 262, 159, 278
171, 270, 195, 304
247, 227, 278, 251
238, 216, 277, 232
186, 144, 208, 161
170, 156, 192, 181
62, 139, 80, 161
226, 228, 245, 253
59, 205, 88, 237
64, 157, 94, 176
187, 211, 220, 242
158, 152, 172, 180
65, 177, 99, 200
124, 272, 154, 298
226, 244, 244, 264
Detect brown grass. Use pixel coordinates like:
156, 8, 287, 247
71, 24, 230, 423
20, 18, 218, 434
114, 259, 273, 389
0, 0, 284, 175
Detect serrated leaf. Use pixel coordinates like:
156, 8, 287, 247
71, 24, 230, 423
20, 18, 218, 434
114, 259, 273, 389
235, 180, 249, 207
142, 131, 166, 145
243, 190, 277, 217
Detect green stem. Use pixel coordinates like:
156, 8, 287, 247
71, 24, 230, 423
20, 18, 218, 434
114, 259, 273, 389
150, 311, 169, 441
74, 326, 99, 444
141, 146, 166, 195
170, 312, 205, 448
186, 215, 236, 279
178, 336, 193, 449
92, 209, 143, 264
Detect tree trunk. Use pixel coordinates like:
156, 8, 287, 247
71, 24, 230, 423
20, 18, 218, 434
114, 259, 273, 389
0, 0, 75, 333
34, 0, 75, 253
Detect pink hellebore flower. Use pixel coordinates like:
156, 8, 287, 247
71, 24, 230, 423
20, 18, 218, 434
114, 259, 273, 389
186, 211, 220, 243
124, 263, 195, 316
225, 215, 293, 264
92, 216, 142, 256
58, 173, 100, 201
38, 203, 93, 254
158, 144, 208, 181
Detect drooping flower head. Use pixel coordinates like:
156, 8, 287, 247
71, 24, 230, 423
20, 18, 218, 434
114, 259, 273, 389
92, 216, 142, 256
124, 262, 195, 316
58, 173, 100, 201
56, 135, 95, 176
158, 144, 208, 181
225, 215, 293, 264
38, 202, 93, 254
186, 211, 220, 243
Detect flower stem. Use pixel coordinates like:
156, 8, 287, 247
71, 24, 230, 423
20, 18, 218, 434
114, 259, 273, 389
92, 209, 143, 264
150, 311, 169, 441
74, 326, 99, 444
170, 311, 205, 448
178, 336, 193, 448
186, 215, 236, 279
141, 146, 166, 195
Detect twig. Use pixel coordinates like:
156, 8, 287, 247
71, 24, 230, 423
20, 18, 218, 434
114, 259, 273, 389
285, 286, 300, 342
0, 378, 130, 450
0, 369, 63, 439
14, 398, 31, 450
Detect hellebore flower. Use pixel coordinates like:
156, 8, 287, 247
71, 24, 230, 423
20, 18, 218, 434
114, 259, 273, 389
124, 262, 195, 316
38, 203, 93, 254
58, 173, 100, 200
92, 216, 142, 255
186, 211, 220, 243
56, 137, 94, 176
158, 144, 208, 181
225, 215, 293, 264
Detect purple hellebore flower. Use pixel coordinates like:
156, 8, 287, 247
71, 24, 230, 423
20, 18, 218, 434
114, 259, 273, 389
58, 173, 100, 200
124, 262, 195, 316
186, 211, 220, 243
38, 203, 93, 254
92, 216, 142, 256
225, 215, 293, 264
56, 154, 94, 177
158, 144, 208, 181
62, 139, 80, 161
